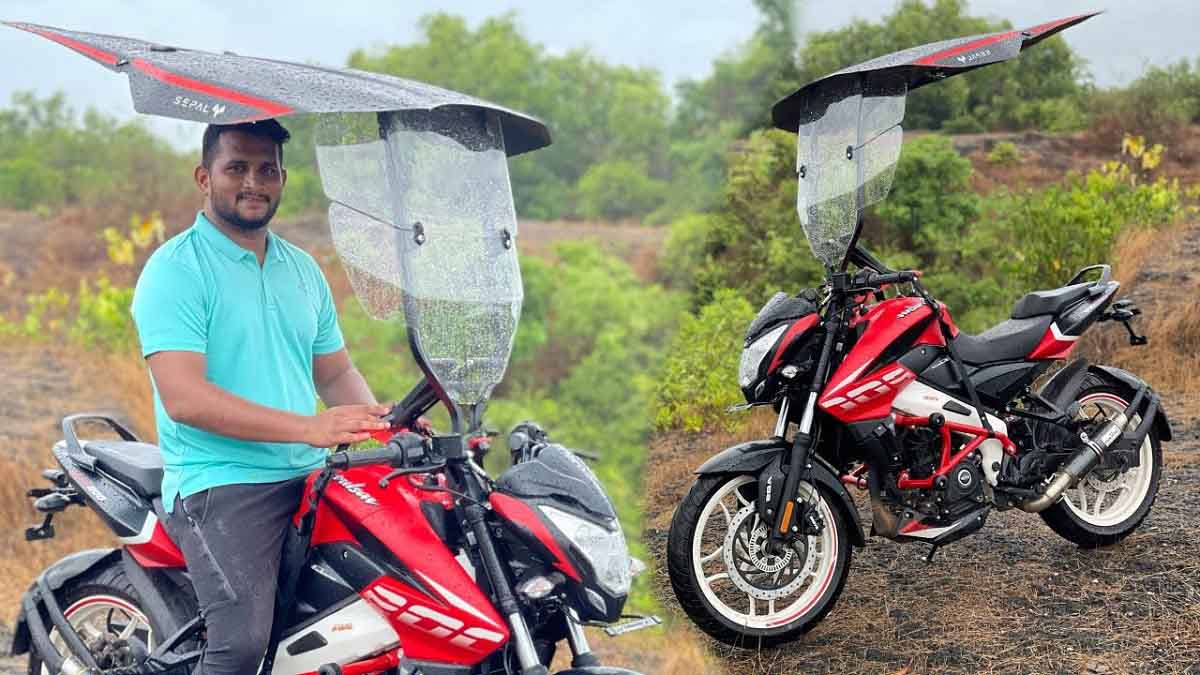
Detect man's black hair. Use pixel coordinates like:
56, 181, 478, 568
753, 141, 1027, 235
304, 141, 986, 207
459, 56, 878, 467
201, 118, 291, 169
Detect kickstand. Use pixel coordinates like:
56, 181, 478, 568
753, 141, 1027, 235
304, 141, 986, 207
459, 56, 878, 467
924, 544, 939, 563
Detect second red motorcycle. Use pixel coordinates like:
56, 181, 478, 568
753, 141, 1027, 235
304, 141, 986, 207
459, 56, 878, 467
666, 11, 1172, 646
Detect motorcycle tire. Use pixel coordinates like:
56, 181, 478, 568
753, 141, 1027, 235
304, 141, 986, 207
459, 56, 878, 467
27, 558, 187, 675
667, 473, 852, 647
1040, 375, 1163, 549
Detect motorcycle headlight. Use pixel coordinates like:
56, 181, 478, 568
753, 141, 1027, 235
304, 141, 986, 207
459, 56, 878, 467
539, 505, 631, 596
739, 323, 787, 389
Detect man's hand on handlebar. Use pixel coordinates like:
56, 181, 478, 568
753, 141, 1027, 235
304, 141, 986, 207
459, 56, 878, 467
325, 431, 438, 472
304, 404, 391, 448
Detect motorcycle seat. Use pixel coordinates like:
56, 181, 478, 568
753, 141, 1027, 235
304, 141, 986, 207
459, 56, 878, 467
953, 315, 1053, 365
82, 440, 163, 500
1010, 282, 1093, 319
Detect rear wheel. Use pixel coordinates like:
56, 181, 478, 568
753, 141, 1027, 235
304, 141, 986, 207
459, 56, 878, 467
666, 474, 852, 647
1040, 376, 1162, 548
28, 561, 162, 674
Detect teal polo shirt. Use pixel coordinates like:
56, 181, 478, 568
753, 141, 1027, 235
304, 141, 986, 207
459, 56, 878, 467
131, 212, 344, 511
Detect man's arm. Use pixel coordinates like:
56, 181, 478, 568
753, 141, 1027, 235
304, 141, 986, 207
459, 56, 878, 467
313, 348, 378, 408
148, 350, 388, 447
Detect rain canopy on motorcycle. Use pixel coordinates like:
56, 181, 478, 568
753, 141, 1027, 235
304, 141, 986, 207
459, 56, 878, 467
793, 78, 906, 269
772, 11, 1100, 269
1, 22, 550, 155
315, 110, 523, 407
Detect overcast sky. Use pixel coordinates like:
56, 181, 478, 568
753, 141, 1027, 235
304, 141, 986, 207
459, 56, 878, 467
3, 0, 1196, 147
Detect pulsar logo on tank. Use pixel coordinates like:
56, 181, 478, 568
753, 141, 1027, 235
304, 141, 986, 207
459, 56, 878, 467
332, 475, 378, 506
172, 96, 226, 118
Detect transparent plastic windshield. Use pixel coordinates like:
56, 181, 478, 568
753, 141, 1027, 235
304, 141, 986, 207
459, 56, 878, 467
316, 109, 522, 406
795, 80, 906, 268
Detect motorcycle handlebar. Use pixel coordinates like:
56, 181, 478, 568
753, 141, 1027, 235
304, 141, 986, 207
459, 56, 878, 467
863, 270, 921, 287
326, 445, 397, 470
325, 432, 433, 470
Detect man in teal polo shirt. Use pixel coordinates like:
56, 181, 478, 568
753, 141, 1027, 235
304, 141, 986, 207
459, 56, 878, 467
131, 118, 388, 675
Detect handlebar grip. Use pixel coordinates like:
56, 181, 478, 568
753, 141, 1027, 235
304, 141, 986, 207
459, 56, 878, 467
326, 445, 396, 469
865, 270, 920, 287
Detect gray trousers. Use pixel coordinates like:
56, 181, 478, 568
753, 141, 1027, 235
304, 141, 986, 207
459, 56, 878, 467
164, 479, 306, 675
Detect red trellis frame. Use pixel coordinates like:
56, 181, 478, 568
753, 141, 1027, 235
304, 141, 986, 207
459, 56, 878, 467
838, 414, 1017, 491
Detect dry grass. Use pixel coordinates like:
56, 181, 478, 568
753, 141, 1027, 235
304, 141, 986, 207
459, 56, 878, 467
550, 624, 724, 675
1079, 220, 1200, 425
0, 343, 154, 613
0, 454, 114, 614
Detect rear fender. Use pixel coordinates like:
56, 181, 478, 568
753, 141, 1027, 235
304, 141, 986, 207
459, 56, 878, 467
1039, 362, 1172, 441
1089, 365, 1172, 441
12, 548, 119, 656
695, 439, 865, 546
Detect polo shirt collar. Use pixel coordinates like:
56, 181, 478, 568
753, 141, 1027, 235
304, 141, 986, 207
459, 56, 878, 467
195, 211, 285, 263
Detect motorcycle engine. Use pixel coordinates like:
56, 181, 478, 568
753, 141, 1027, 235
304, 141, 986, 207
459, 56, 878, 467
896, 427, 986, 521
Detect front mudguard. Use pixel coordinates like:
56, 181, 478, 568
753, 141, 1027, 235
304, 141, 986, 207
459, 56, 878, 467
11, 548, 119, 656
695, 439, 866, 546
1040, 362, 1172, 441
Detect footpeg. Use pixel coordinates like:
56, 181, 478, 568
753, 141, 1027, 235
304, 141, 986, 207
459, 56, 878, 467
603, 615, 662, 637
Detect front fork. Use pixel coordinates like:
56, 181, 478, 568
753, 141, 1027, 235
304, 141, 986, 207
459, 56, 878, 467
769, 289, 844, 545
768, 392, 819, 544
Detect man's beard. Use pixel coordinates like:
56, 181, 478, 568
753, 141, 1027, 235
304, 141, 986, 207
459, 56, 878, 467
213, 192, 280, 232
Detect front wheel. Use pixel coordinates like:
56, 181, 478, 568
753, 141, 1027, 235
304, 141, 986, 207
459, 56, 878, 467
1040, 377, 1163, 548
666, 474, 852, 647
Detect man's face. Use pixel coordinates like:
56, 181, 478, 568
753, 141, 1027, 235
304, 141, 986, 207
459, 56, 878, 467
197, 130, 286, 232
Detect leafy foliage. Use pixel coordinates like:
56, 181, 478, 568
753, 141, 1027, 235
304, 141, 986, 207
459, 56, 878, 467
576, 160, 667, 221
1090, 58, 1200, 145
663, 129, 823, 309
654, 290, 757, 432
995, 146, 1184, 294
986, 141, 1020, 166
873, 134, 981, 263
0, 92, 192, 211
347, 13, 670, 221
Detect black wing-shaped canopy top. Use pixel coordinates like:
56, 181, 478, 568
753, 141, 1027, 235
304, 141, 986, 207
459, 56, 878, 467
772, 12, 1100, 132
3, 21, 551, 156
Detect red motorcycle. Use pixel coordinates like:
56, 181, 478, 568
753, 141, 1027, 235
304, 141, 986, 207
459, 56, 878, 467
666, 12, 1172, 646
10, 23, 649, 675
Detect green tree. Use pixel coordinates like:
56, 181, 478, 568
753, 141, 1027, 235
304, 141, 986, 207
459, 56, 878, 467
576, 160, 667, 221
873, 134, 980, 262
0, 92, 191, 212
681, 129, 824, 309
348, 13, 671, 220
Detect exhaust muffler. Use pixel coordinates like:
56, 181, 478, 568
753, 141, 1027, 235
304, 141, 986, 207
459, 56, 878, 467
1020, 386, 1149, 513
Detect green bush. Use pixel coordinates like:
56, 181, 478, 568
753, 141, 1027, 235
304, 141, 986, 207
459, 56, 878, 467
685, 129, 824, 309
998, 160, 1184, 292
874, 134, 981, 264
986, 141, 1020, 166
658, 213, 716, 288
0, 157, 65, 209
575, 160, 667, 221
70, 277, 137, 350
0, 92, 191, 212
1090, 59, 1200, 142
654, 290, 757, 432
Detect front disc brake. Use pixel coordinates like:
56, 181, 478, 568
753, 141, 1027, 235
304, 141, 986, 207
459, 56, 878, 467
723, 506, 813, 600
